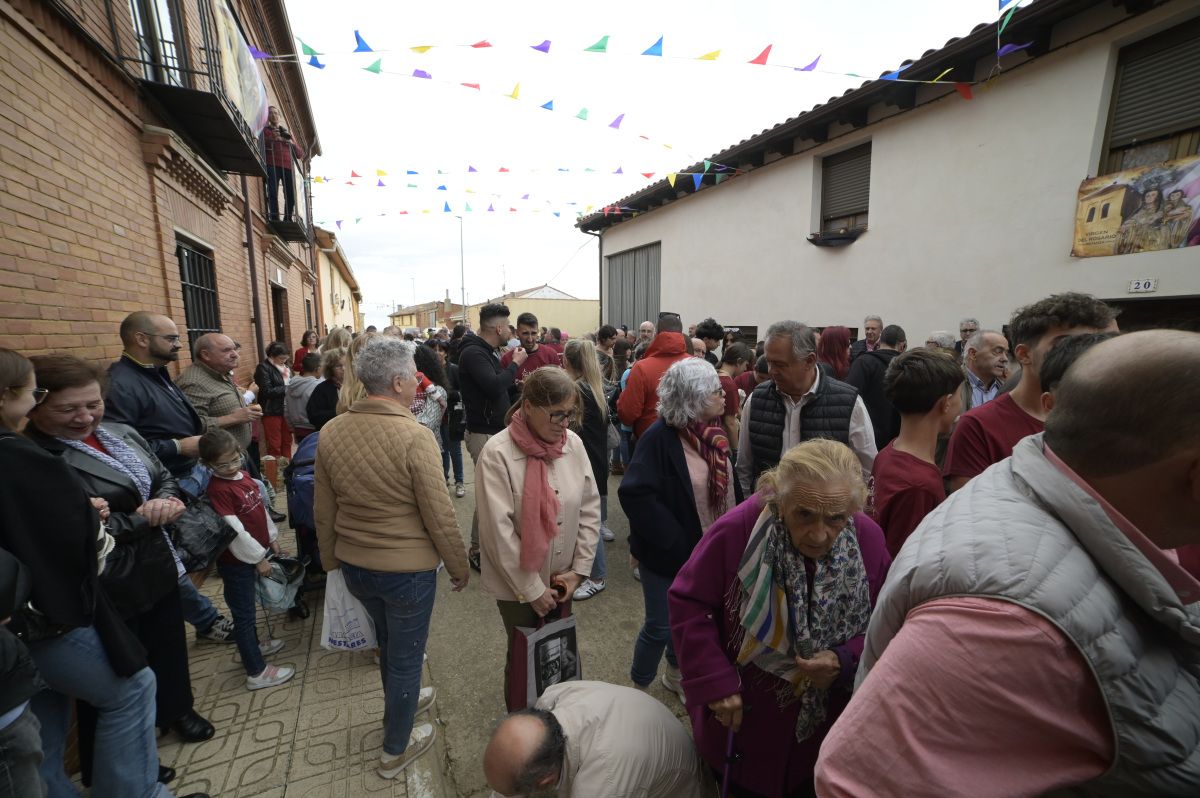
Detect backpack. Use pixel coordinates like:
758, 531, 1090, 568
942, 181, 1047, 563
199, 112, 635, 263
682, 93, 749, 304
284, 432, 319, 529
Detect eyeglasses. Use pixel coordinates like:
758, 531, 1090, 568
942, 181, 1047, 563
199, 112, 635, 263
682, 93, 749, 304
6, 386, 49, 404
209, 456, 244, 470
537, 406, 573, 424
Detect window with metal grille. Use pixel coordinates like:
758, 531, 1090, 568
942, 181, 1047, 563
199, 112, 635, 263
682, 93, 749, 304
1102, 18, 1200, 175
128, 0, 187, 86
177, 242, 221, 351
821, 143, 871, 232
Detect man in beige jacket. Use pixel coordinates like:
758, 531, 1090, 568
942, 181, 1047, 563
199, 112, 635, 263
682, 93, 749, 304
484, 680, 708, 797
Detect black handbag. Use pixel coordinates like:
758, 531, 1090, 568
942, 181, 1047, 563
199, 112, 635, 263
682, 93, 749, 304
170, 496, 238, 573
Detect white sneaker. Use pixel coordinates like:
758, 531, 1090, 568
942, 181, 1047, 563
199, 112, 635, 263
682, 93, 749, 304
259, 639, 284, 657
454, 482, 466, 498
572, 579, 606, 601
246, 664, 294, 690
378, 723, 436, 779
601, 526, 615, 542
661, 667, 686, 704
632, 566, 641, 582
416, 686, 436, 714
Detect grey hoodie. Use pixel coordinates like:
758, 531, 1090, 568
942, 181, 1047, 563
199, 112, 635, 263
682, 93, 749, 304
285, 375, 322, 431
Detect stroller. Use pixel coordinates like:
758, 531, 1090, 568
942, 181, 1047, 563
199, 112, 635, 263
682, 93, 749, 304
283, 432, 323, 619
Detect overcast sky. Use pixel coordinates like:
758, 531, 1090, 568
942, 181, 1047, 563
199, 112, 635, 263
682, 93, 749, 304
282, 0, 1005, 327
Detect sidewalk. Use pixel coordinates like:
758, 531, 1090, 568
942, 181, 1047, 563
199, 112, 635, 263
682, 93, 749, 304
159, 506, 455, 798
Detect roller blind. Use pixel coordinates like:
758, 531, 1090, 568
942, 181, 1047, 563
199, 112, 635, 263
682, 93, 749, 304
822, 143, 872, 220
605, 243, 661, 330
1108, 19, 1200, 148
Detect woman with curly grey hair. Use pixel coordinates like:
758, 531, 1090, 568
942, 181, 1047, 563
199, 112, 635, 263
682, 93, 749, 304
618, 357, 737, 701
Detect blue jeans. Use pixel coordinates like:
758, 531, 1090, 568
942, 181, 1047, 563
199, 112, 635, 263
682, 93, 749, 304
0, 703, 45, 798
342, 565, 437, 756
440, 426, 464, 484
590, 497, 608, 581
27, 626, 168, 798
177, 571, 219, 632
630, 565, 678, 687
616, 428, 632, 467
217, 561, 266, 676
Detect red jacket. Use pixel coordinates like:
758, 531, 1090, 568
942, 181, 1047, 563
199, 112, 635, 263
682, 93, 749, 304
617, 332, 690, 437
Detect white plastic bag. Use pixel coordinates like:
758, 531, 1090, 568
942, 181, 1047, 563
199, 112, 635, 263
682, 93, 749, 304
320, 569, 377, 651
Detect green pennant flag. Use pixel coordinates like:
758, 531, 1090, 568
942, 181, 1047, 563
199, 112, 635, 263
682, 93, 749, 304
465, 202, 473, 212
585, 35, 610, 53
407, 183, 417, 188
299, 39, 320, 56
703, 160, 712, 173
363, 59, 382, 74
998, 5, 1018, 35
715, 173, 727, 184
355, 217, 362, 224
576, 108, 588, 120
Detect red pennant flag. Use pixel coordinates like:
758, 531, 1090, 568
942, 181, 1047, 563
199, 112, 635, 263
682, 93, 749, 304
350, 171, 362, 178
461, 82, 481, 89
345, 180, 355, 185
509, 207, 517, 212
749, 45, 772, 65
471, 40, 492, 48
399, 210, 408, 214
954, 82, 973, 100
603, 206, 611, 217
498, 167, 510, 173
640, 172, 655, 179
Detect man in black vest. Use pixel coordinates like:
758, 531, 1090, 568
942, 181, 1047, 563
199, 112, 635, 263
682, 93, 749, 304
736, 321, 878, 496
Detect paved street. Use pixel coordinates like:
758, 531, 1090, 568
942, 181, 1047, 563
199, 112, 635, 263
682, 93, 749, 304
166, 458, 689, 797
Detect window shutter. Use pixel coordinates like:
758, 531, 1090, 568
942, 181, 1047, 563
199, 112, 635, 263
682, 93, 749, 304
1108, 20, 1200, 148
822, 143, 872, 219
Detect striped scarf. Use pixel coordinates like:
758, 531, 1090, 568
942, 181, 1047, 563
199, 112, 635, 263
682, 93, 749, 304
682, 420, 730, 517
733, 509, 871, 741
59, 426, 152, 502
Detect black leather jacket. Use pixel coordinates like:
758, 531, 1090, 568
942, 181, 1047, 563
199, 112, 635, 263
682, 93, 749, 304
254, 361, 288, 417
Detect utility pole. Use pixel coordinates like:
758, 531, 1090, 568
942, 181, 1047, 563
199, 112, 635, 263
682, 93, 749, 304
455, 215, 466, 324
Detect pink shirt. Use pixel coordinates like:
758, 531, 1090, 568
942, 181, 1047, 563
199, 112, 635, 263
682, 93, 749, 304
680, 435, 735, 533
815, 447, 1200, 797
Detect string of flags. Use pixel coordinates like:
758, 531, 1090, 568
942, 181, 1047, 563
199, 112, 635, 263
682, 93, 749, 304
309, 159, 741, 187
315, 200, 647, 231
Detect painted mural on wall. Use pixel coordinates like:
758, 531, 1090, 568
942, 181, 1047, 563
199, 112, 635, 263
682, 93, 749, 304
1072, 153, 1200, 258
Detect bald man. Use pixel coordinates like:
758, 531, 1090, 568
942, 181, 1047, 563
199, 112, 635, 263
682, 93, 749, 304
484, 681, 706, 798
638, 321, 654, 344
817, 330, 1200, 795
105, 312, 205, 477
176, 333, 262, 452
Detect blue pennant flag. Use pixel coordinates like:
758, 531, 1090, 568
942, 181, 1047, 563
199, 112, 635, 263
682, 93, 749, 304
354, 31, 372, 52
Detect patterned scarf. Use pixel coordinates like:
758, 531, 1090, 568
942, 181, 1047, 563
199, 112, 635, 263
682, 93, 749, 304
733, 509, 871, 742
59, 426, 152, 502
507, 409, 566, 572
681, 420, 730, 517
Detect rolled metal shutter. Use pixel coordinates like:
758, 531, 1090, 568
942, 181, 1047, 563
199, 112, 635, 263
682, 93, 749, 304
822, 143, 872, 220
1109, 20, 1200, 148
605, 242, 660, 328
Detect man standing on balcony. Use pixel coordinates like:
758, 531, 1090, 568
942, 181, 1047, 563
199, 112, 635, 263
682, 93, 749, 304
263, 105, 303, 221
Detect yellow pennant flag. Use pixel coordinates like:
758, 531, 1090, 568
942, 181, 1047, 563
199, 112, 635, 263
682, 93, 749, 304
697, 50, 721, 61
312, 176, 325, 183
376, 169, 387, 177
411, 45, 433, 53
667, 173, 677, 187
508, 82, 520, 99
931, 68, 953, 82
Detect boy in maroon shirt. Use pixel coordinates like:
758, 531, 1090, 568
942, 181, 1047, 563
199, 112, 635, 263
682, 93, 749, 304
500, 312, 562, 392
944, 292, 1118, 493
872, 349, 964, 557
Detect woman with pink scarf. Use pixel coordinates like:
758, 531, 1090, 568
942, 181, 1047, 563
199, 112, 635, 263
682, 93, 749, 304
476, 367, 601, 711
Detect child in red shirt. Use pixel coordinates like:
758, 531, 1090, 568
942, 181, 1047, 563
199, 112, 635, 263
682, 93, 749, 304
199, 429, 295, 691
872, 350, 964, 557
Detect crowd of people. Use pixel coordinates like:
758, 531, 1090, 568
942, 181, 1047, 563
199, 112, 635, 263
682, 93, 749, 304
2, 291, 1199, 797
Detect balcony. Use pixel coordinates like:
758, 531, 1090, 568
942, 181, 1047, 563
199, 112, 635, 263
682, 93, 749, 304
109, 0, 266, 176
265, 164, 311, 242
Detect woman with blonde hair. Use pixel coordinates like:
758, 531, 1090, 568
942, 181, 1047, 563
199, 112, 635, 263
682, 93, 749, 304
323, 326, 352, 353
562, 339, 612, 600
668, 439, 891, 797
335, 331, 377, 415
476, 366, 601, 710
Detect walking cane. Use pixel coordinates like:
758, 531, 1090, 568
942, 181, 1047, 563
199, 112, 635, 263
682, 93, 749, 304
720, 725, 736, 798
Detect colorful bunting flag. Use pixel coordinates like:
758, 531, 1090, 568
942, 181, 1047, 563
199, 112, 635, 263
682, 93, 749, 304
249, 46, 270, 60
437, 185, 447, 190
411, 45, 433, 53
585, 36, 609, 53
376, 179, 385, 186
997, 41, 1033, 57
748, 45, 772, 65
641, 172, 654, 179
335, 220, 342, 229
692, 173, 703, 190
642, 36, 663, 57
508, 83, 520, 99
715, 173, 728, 184
407, 183, 417, 188
350, 171, 362, 178
541, 100, 554, 110
667, 173, 677, 187
462, 83, 481, 89
363, 59, 382, 74
881, 64, 912, 81
413, 69, 432, 79
353, 31, 372, 53
487, 203, 495, 211
465, 203, 473, 212
444, 202, 451, 212
576, 108, 588, 120
954, 82, 974, 100
932, 67, 954, 82
307, 55, 325, 69
407, 170, 418, 175
299, 40, 320, 56
697, 50, 721, 61
998, 5, 1018, 35
471, 40, 492, 48
521, 193, 530, 199
531, 40, 551, 54
609, 114, 624, 129
797, 55, 820, 72
468, 166, 478, 172
614, 167, 623, 174
498, 167, 510, 173
376, 170, 387, 176
552, 212, 561, 217
703, 160, 711, 172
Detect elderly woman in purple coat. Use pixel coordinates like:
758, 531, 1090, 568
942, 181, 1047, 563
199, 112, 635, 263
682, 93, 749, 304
669, 439, 891, 798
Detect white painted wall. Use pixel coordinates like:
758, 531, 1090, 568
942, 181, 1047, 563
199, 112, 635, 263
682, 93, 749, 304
598, 1, 1200, 338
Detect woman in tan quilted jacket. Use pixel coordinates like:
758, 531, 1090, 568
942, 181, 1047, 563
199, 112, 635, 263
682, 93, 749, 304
476, 366, 602, 710
314, 337, 469, 779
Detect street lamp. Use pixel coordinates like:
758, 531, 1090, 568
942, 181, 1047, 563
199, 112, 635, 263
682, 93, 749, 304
454, 215, 466, 324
